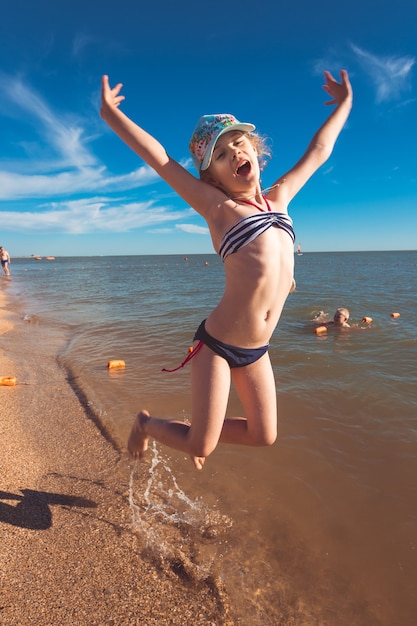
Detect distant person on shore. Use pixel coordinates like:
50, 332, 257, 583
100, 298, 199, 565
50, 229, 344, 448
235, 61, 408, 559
0, 246, 11, 276
314, 307, 350, 327
101, 69, 352, 470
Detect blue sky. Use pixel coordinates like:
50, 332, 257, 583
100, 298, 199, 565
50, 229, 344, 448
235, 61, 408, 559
1, 0, 416, 256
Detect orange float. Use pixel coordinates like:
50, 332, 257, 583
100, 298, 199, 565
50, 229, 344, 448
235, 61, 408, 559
0, 376, 17, 386
107, 360, 126, 369
390, 312, 400, 319
362, 317, 373, 323
314, 325, 328, 335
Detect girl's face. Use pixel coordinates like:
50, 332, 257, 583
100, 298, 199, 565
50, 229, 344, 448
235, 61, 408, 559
205, 131, 260, 193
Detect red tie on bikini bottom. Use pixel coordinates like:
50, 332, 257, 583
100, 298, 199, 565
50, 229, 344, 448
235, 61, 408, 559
161, 341, 204, 372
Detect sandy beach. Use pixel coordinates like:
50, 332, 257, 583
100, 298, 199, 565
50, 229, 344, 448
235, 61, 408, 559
0, 291, 233, 626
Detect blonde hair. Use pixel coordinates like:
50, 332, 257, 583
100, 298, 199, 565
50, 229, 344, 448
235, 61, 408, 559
334, 307, 350, 322
249, 132, 271, 170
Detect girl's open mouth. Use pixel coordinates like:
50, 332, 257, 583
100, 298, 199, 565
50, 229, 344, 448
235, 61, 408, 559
236, 161, 251, 176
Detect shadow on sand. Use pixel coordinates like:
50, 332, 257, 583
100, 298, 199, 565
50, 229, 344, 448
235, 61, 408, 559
0, 489, 97, 530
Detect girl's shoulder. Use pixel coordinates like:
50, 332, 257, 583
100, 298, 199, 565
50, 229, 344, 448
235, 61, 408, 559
264, 179, 290, 213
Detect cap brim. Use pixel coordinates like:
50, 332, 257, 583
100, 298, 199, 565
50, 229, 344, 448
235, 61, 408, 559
200, 122, 256, 171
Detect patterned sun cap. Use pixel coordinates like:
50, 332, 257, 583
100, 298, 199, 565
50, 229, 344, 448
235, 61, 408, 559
189, 114, 255, 173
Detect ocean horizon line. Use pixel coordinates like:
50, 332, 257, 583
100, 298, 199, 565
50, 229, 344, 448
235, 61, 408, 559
10, 248, 417, 259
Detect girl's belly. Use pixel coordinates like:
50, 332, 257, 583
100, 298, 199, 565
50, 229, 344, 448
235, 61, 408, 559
205, 293, 288, 347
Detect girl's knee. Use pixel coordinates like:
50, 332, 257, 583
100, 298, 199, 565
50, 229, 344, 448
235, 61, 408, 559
259, 434, 277, 447
189, 436, 217, 460
190, 442, 216, 459
251, 427, 277, 447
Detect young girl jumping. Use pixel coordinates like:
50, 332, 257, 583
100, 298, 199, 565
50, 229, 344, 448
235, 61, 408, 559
100, 70, 352, 470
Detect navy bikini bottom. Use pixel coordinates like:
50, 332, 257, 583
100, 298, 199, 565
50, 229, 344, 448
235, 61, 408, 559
162, 319, 269, 372
193, 320, 268, 368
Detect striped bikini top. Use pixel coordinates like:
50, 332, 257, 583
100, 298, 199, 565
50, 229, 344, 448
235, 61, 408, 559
218, 196, 295, 261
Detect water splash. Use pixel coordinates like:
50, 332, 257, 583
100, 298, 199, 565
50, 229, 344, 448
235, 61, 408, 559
128, 442, 233, 583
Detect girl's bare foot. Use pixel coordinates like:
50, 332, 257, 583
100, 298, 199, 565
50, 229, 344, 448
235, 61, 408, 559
127, 410, 151, 459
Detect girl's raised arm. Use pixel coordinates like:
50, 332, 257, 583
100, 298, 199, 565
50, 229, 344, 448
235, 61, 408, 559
100, 75, 217, 214
269, 70, 353, 206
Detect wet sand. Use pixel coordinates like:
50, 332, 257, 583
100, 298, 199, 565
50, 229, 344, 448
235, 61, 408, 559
0, 291, 233, 626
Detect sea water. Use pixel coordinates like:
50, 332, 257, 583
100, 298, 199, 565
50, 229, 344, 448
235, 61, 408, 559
4, 251, 417, 625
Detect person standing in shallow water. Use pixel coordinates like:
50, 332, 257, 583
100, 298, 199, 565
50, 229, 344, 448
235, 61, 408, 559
100, 70, 352, 470
0, 246, 11, 276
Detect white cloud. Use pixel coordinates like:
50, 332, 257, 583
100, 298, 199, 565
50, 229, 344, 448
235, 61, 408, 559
0, 74, 197, 238
176, 224, 209, 235
0, 73, 166, 202
0, 198, 194, 235
350, 44, 415, 103
0, 165, 161, 200
3, 76, 95, 169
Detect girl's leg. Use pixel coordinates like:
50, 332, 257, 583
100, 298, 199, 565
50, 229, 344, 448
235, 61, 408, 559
128, 344, 231, 469
218, 352, 278, 446
127, 349, 277, 468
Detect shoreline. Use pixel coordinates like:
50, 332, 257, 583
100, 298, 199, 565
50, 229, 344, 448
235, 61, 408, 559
0, 289, 232, 625
0, 289, 14, 337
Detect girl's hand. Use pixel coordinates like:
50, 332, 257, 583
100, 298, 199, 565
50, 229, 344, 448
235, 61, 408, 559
322, 69, 352, 106
100, 75, 125, 119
